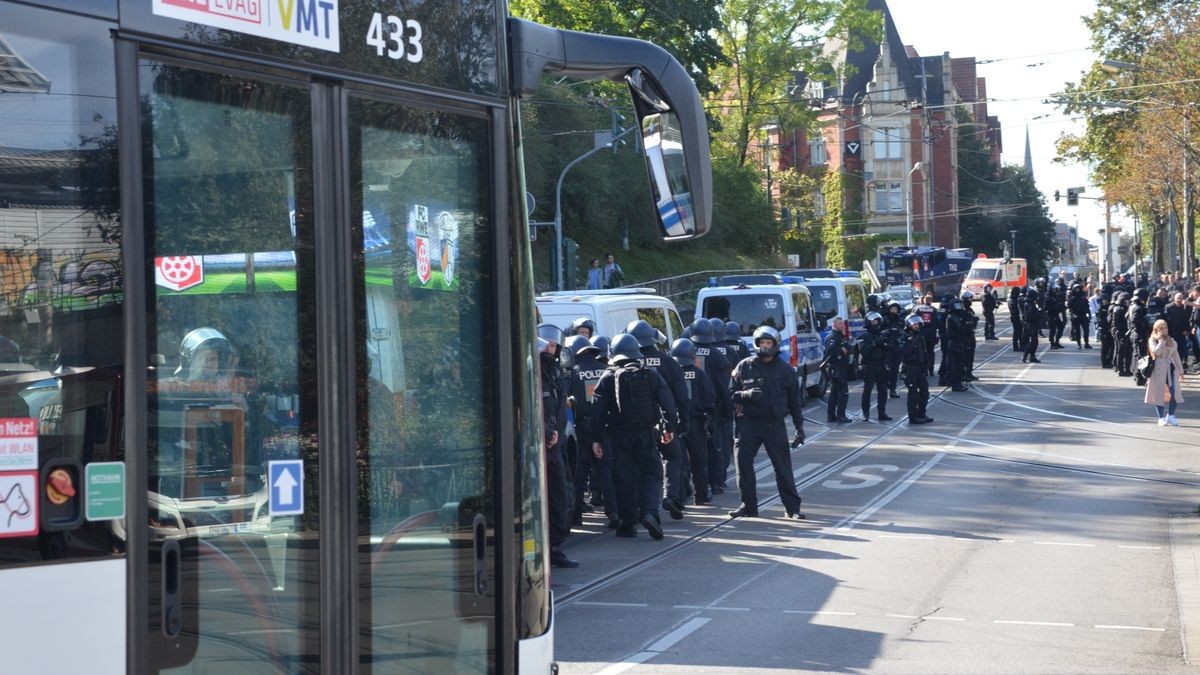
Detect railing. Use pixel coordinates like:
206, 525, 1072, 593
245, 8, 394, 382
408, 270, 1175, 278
627, 268, 783, 310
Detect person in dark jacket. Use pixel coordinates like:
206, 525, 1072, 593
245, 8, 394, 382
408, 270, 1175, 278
538, 329, 578, 568
671, 338, 715, 505
626, 320, 688, 520
1129, 288, 1152, 384
1165, 292, 1193, 367
823, 317, 852, 423
857, 312, 893, 422
1097, 293, 1114, 369
1113, 292, 1133, 376
1008, 286, 1025, 353
982, 284, 999, 340
565, 335, 618, 529
1021, 289, 1043, 364
689, 318, 732, 498
728, 326, 806, 520
900, 315, 933, 424
1068, 283, 1093, 349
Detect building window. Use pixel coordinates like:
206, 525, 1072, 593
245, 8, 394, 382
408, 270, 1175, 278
872, 182, 903, 213
809, 134, 827, 165
813, 191, 825, 217
873, 128, 902, 159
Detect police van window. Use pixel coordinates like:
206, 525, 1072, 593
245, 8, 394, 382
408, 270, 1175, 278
668, 308, 684, 340
809, 285, 839, 321
703, 294, 784, 335
845, 285, 866, 317
0, 6, 123, 568
791, 292, 812, 333
638, 307, 668, 344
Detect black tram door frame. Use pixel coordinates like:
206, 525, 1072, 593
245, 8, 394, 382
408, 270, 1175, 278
117, 39, 515, 675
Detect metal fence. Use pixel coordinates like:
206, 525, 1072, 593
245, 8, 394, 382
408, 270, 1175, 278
628, 268, 783, 316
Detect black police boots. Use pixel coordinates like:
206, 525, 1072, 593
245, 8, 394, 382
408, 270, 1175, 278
550, 548, 579, 568
640, 513, 664, 540
728, 506, 759, 519
662, 497, 684, 521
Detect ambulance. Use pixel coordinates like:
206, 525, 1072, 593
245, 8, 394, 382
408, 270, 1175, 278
962, 257, 1028, 299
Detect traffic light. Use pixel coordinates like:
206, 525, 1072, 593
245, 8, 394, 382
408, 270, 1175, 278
1054, 189, 1061, 202
1066, 187, 1079, 206
564, 237, 579, 290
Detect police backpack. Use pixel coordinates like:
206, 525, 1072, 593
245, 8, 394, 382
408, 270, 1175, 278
615, 364, 657, 428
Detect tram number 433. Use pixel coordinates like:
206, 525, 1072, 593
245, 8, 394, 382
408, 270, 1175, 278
366, 13, 424, 63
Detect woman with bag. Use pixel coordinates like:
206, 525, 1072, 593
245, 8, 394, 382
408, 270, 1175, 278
1144, 319, 1185, 426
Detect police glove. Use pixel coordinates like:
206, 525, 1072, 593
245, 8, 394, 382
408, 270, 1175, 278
791, 431, 805, 448
737, 388, 764, 403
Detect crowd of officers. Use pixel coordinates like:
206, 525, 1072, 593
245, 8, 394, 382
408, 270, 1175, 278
537, 316, 806, 568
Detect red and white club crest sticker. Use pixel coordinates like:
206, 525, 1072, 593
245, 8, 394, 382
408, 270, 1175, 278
155, 256, 205, 291
415, 237, 432, 285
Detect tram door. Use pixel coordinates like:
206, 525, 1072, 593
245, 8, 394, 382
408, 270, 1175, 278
141, 58, 496, 673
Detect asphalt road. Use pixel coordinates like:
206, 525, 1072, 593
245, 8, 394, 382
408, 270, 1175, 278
552, 316, 1200, 674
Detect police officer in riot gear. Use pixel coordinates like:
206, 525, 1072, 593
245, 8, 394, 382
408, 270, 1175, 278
1097, 293, 1114, 368
1128, 288, 1152, 383
1047, 279, 1067, 348
959, 291, 980, 382
857, 312, 893, 422
1068, 283, 1092, 349
729, 326, 807, 520
689, 318, 733, 497
1022, 288, 1043, 364
1008, 286, 1025, 353
565, 335, 619, 529
626, 319, 689, 520
537, 325, 578, 568
591, 335, 611, 365
935, 295, 953, 385
176, 327, 235, 381
671, 338, 715, 505
822, 316, 853, 423
982, 284, 999, 340
569, 317, 597, 338
1112, 292, 1133, 376
912, 297, 938, 376
882, 301, 905, 397
707, 318, 739, 482
900, 315, 933, 424
945, 298, 971, 390
591, 333, 677, 540
723, 320, 753, 363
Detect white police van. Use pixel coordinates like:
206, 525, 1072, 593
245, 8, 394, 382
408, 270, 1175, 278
535, 288, 686, 345
695, 280, 826, 399
784, 275, 869, 344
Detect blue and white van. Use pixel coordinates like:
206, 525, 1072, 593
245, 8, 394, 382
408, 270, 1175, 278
695, 282, 826, 398
784, 275, 869, 344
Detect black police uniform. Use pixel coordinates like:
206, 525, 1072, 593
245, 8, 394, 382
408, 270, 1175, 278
982, 288, 998, 339
1166, 301, 1192, 365
1008, 289, 1024, 353
707, 324, 739, 497
1022, 292, 1043, 363
1112, 296, 1133, 375
691, 323, 733, 495
944, 303, 970, 390
1128, 297, 1151, 383
913, 303, 938, 375
857, 321, 892, 421
961, 297, 979, 381
673, 347, 715, 504
882, 306, 905, 397
591, 359, 677, 539
569, 350, 618, 527
639, 342, 689, 518
935, 299, 952, 385
540, 350, 575, 565
823, 329, 852, 422
1047, 285, 1067, 348
1097, 297, 1114, 368
900, 326, 932, 423
1068, 288, 1092, 348
729, 349, 806, 518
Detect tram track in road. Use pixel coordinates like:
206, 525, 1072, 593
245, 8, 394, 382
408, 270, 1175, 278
555, 336, 1018, 607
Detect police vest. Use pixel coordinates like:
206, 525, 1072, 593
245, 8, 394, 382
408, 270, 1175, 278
615, 365, 657, 428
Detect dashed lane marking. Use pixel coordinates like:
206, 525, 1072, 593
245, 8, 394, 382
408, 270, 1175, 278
994, 620, 1074, 627
1032, 541, 1097, 548
783, 610, 858, 616
575, 601, 649, 608
594, 618, 711, 675
1095, 625, 1167, 632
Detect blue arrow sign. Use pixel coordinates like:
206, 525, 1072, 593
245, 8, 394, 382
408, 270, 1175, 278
268, 460, 304, 516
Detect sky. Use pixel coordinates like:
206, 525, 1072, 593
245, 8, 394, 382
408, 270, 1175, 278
886, 0, 1122, 239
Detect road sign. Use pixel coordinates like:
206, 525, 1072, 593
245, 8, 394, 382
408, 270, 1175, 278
0, 471, 38, 538
268, 460, 304, 516
845, 140, 861, 156
85, 462, 125, 521
0, 418, 37, 471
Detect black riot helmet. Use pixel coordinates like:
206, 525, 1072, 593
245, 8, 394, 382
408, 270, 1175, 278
888, 301, 902, 315
752, 325, 781, 357
1025, 288, 1040, 302
537, 322, 564, 348
866, 294, 882, 312
565, 334, 598, 359
689, 318, 716, 344
906, 315, 924, 331
709, 318, 728, 341
609, 333, 643, 364
724, 320, 743, 339
569, 316, 597, 338
866, 311, 883, 329
1134, 288, 1149, 302
670, 338, 697, 366
625, 319, 660, 348
1035, 278, 1047, 288
590, 335, 611, 363
950, 298, 963, 311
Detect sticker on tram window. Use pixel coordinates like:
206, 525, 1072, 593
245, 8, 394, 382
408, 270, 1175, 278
407, 204, 461, 292
365, 13, 424, 63
0, 418, 38, 472
0, 471, 39, 539
155, 252, 298, 295
152, 0, 341, 53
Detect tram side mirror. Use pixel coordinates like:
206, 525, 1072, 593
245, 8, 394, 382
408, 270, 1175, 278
508, 18, 712, 241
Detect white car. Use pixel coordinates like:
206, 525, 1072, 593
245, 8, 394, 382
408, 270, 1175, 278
885, 285, 916, 306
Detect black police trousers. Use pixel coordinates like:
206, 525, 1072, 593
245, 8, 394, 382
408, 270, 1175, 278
546, 441, 572, 548
679, 416, 710, 501
1115, 338, 1133, 375
611, 429, 663, 525
944, 347, 965, 386
861, 364, 889, 417
1100, 333, 1114, 369
663, 437, 687, 506
1070, 316, 1090, 345
1024, 329, 1040, 360
734, 416, 802, 515
984, 310, 996, 338
906, 370, 930, 419
706, 415, 733, 492
574, 433, 616, 520
1011, 319, 1023, 352
827, 375, 849, 421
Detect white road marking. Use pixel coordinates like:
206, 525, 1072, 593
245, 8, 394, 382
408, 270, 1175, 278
879, 534, 934, 540
1095, 624, 1166, 632
783, 610, 858, 616
994, 620, 1074, 627
823, 464, 900, 490
576, 601, 649, 608
925, 616, 966, 622
705, 606, 751, 612
1032, 541, 1097, 548
838, 454, 946, 531
887, 614, 920, 619
645, 617, 711, 652
1119, 545, 1162, 550
673, 605, 704, 610
595, 652, 657, 675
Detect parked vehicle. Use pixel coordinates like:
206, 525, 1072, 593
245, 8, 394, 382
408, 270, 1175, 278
963, 257, 1028, 299
536, 288, 686, 345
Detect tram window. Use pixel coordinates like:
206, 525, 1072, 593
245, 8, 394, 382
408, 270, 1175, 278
0, 5, 123, 568
349, 97, 496, 668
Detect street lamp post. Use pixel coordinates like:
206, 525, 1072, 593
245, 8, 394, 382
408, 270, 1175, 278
1010, 229, 1018, 260
761, 124, 779, 214
905, 161, 925, 247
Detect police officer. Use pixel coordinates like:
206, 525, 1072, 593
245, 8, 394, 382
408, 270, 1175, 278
1008, 286, 1025, 353
689, 318, 733, 497
823, 316, 853, 423
857, 311, 893, 422
882, 301, 905, 397
565, 335, 619, 529
708, 318, 739, 484
900, 315, 933, 424
570, 317, 597, 339
537, 325, 578, 568
1112, 292, 1133, 376
1034, 278, 1049, 337
1021, 288, 1043, 364
1128, 288, 1152, 383
1047, 280, 1067, 348
590, 333, 677, 540
591, 335, 610, 365
982, 284, 999, 340
728, 326, 806, 520
959, 291, 980, 382
1068, 283, 1092, 349
625, 320, 689, 520
935, 295, 953, 385
723, 320, 753, 364
175, 327, 235, 381
1097, 293, 1114, 369
944, 298, 971, 390
913, 296, 938, 376
671, 338, 715, 505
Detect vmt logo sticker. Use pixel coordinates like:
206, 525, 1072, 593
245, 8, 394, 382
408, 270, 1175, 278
154, 0, 340, 53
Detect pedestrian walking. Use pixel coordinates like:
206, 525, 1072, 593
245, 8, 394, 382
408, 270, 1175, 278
1144, 319, 1185, 426
602, 253, 624, 289
585, 258, 603, 290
